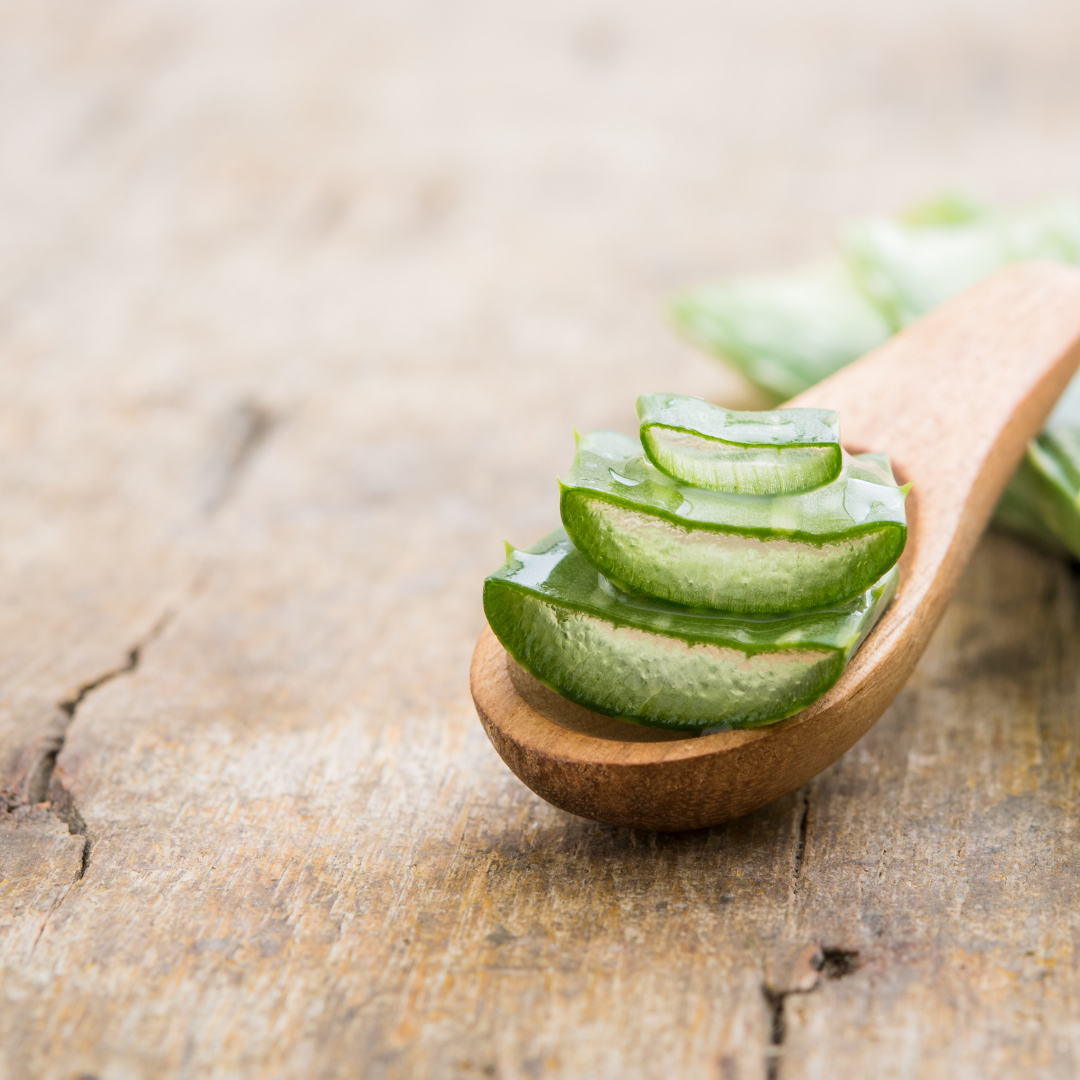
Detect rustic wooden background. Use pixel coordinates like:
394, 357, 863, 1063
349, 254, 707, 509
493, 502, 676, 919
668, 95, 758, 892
4, 1, 1080, 1077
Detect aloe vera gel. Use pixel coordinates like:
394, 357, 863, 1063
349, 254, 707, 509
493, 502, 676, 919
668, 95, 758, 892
636, 393, 843, 495
561, 430, 905, 615
483, 396, 907, 733
485, 531, 897, 732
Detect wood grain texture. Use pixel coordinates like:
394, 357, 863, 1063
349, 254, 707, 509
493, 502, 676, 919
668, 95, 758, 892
472, 264, 1080, 830
6, 1, 1080, 1077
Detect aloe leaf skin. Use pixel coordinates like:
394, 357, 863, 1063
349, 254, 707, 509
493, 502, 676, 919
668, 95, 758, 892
483, 529, 899, 733
898, 192, 993, 227
994, 458, 1073, 557
559, 430, 907, 615
840, 216, 1005, 330
636, 393, 842, 495
1002, 198, 1080, 264
991, 357, 1080, 556
670, 259, 893, 400
840, 198, 1080, 330
998, 440, 1080, 557
1036, 372, 1080, 492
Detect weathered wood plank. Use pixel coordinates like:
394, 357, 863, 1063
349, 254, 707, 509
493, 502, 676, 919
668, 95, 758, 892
0, 383, 793, 1077
0, 805, 85, 964
6, 0, 1080, 1077
777, 534, 1080, 1079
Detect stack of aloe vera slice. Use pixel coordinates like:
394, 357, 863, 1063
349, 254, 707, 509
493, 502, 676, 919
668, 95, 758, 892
673, 194, 1080, 558
484, 395, 908, 733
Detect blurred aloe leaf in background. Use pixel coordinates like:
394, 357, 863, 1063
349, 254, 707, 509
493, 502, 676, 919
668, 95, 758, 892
672, 259, 892, 400
673, 194, 1080, 558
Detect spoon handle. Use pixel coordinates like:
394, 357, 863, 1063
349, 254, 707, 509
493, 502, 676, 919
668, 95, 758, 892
793, 261, 1080, 729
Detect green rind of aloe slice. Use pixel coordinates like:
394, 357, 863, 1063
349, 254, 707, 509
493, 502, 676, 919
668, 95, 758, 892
559, 430, 907, 615
636, 392, 843, 495
483, 529, 899, 732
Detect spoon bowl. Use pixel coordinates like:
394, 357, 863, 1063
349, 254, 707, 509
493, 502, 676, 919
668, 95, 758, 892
471, 263, 1080, 830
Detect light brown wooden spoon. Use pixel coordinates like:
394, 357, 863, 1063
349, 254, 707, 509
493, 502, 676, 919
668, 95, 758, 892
471, 262, 1080, 831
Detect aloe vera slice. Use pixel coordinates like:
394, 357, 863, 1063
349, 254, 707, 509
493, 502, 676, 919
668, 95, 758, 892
671, 259, 893, 399
484, 529, 898, 732
559, 430, 906, 615
636, 393, 842, 495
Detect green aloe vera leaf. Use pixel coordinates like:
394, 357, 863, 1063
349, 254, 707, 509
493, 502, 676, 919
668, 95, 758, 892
898, 192, 993, 227
483, 529, 899, 732
670, 258, 893, 400
994, 458, 1072, 557
991, 356, 1080, 557
636, 392, 842, 495
1035, 372, 1080, 491
840, 216, 1006, 329
841, 197, 1080, 329
1005, 442, 1080, 556
559, 430, 907, 615
1001, 197, 1080, 264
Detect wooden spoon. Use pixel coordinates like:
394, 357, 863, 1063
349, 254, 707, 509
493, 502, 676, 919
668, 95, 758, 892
470, 263, 1080, 831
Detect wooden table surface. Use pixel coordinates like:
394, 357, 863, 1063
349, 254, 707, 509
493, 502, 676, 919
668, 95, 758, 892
4, 2, 1080, 1077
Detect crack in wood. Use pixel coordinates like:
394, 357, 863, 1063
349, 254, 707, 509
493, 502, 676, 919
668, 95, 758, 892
16, 613, 174, 957
791, 788, 811, 889
22, 611, 173, 876
817, 947, 860, 980
202, 401, 277, 515
12, 396, 276, 891
762, 946, 861, 1080
46, 776, 91, 878
10, 401, 276, 962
